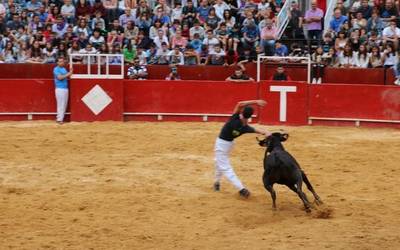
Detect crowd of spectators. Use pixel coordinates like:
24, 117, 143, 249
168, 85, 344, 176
1, 0, 400, 84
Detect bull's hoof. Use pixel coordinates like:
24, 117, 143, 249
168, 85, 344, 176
305, 208, 312, 213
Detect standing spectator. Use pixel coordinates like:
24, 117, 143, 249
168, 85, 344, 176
287, 0, 303, 39
304, 0, 324, 46
260, 18, 276, 56
127, 57, 148, 79
329, 8, 348, 34
61, 0, 75, 24
310, 46, 325, 84
53, 57, 72, 124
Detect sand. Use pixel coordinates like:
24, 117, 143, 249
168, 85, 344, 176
0, 121, 399, 250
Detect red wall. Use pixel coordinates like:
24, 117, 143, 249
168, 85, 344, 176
0, 64, 395, 85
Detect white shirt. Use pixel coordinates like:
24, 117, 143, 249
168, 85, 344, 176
382, 26, 400, 38
213, 2, 230, 19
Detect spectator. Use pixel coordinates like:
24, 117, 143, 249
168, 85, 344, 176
109, 19, 124, 34
382, 20, 400, 49
311, 46, 325, 84
260, 18, 276, 56
182, 0, 197, 26
271, 65, 292, 81
171, 29, 188, 49
52, 15, 68, 39
109, 45, 122, 64
107, 29, 123, 48
73, 18, 91, 39
227, 23, 240, 51
171, 2, 183, 22
153, 29, 169, 49
225, 64, 254, 82
42, 41, 57, 63
216, 22, 229, 50
352, 11, 367, 30
104, 0, 118, 24
257, 0, 270, 12
47, 6, 61, 24
136, 46, 147, 65
379, 0, 397, 27
189, 32, 203, 53
165, 65, 181, 80
56, 42, 68, 59
79, 43, 97, 64
146, 44, 158, 64
7, 13, 24, 32
338, 43, 356, 68
304, 0, 324, 46
335, 31, 348, 52
152, 6, 170, 26
354, 44, 369, 68
205, 8, 220, 30
189, 19, 205, 40
369, 45, 382, 68
358, 0, 372, 19
77, 32, 89, 49
26, 40, 43, 63
213, 0, 230, 20
367, 9, 384, 36
135, 12, 152, 32
169, 45, 184, 65
274, 41, 288, 56
89, 28, 106, 48
91, 10, 106, 31
241, 20, 259, 49
323, 47, 339, 67
197, 0, 210, 23
382, 43, 397, 69
203, 29, 220, 53
123, 39, 136, 64
183, 44, 199, 65
61, 0, 75, 24
329, 8, 348, 34
287, 0, 303, 39
124, 21, 139, 42
0, 41, 16, 63
221, 9, 235, 29
26, 0, 43, 14
207, 44, 225, 65
136, 30, 152, 49
119, 7, 136, 28
0, 1, 5, 18
155, 42, 170, 64
127, 57, 148, 79
238, 45, 257, 63
75, 0, 91, 20
392, 58, 400, 85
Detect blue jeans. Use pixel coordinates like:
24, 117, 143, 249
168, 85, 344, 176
261, 39, 276, 56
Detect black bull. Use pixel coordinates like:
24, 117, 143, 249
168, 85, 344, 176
258, 132, 323, 212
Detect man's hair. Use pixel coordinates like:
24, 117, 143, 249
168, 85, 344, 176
242, 106, 254, 119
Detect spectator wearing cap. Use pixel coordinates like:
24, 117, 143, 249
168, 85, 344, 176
304, 0, 324, 46
329, 8, 348, 34
260, 18, 276, 56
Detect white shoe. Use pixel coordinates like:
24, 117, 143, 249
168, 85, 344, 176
317, 78, 322, 84
312, 78, 317, 84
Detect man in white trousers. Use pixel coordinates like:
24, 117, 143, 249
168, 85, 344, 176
214, 100, 270, 198
53, 57, 73, 124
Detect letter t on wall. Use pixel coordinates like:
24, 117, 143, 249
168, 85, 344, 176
270, 86, 297, 122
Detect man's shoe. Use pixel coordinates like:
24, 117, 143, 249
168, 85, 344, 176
239, 188, 250, 198
213, 182, 220, 192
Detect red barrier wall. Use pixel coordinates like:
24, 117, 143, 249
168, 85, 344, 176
258, 81, 309, 125
309, 84, 400, 120
0, 64, 394, 85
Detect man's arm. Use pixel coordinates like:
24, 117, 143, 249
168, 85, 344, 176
254, 126, 271, 136
233, 99, 266, 114
55, 69, 73, 80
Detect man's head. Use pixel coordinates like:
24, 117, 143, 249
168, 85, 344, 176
234, 68, 243, 77
57, 57, 65, 67
242, 106, 254, 119
311, 0, 317, 10
334, 8, 341, 19
276, 66, 284, 74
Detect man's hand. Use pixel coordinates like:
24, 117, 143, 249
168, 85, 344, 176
257, 100, 267, 106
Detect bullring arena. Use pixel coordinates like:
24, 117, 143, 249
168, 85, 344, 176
1, 121, 400, 250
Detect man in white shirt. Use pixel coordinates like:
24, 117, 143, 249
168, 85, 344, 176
382, 20, 400, 49
202, 30, 220, 53
61, 0, 75, 24
152, 29, 169, 50
213, 0, 230, 19
78, 44, 98, 64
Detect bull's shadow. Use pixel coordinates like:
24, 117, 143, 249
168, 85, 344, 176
258, 132, 323, 213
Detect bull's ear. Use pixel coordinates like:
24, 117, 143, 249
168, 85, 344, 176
281, 133, 289, 141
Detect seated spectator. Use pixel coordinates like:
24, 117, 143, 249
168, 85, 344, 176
91, 10, 106, 31
184, 44, 199, 65
216, 22, 229, 50
335, 31, 348, 52
149, 19, 165, 40
329, 8, 348, 35
52, 16, 68, 39
382, 20, 400, 49
146, 44, 158, 64
354, 44, 369, 68
89, 28, 105, 49
109, 44, 122, 64
108, 19, 124, 34
0, 41, 16, 63
61, 0, 75, 24
26, 40, 43, 63
204, 7, 220, 30
322, 47, 339, 67
153, 29, 169, 50
165, 65, 181, 80
190, 19, 206, 40
152, 6, 170, 26
119, 7, 136, 28
123, 39, 136, 64
76, 0, 91, 20
135, 12, 152, 33
225, 64, 254, 82
225, 49, 238, 66
16, 41, 30, 63
238, 46, 257, 63
107, 29, 123, 48
197, 0, 211, 24
73, 18, 90, 39
136, 30, 152, 50
202, 29, 220, 53
189, 33, 203, 53
182, 0, 197, 26
382, 43, 397, 69
124, 21, 139, 43
171, 29, 188, 50
352, 11, 367, 30
241, 20, 259, 49
369, 45, 382, 68
155, 42, 170, 65
169, 46, 184, 65
274, 41, 288, 56
338, 43, 356, 68
79, 43, 97, 64
136, 46, 147, 65
367, 30, 382, 50
379, 0, 398, 27
171, 2, 183, 22
358, 0, 372, 19
270, 65, 292, 81
68, 41, 82, 63
127, 58, 148, 80
207, 44, 225, 65
227, 24, 240, 51
42, 41, 57, 63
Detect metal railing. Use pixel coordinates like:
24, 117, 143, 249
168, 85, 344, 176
69, 53, 124, 79
276, 0, 291, 39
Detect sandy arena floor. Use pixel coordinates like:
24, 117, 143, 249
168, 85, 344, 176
0, 121, 399, 250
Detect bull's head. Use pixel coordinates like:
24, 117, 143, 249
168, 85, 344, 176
257, 132, 289, 152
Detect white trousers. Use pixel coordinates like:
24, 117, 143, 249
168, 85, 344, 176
214, 138, 244, 190
55, 88, 69, 122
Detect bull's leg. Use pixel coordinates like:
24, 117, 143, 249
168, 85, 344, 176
264, 184, 277, 210
290, 182, 312, 213
301, 171, 323, 205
